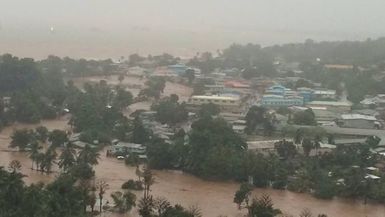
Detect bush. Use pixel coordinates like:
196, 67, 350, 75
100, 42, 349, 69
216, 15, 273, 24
125, 154, 140, 166
121, 179, 143, 190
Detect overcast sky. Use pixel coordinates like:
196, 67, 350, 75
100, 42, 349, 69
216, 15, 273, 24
1, 0, 385, 59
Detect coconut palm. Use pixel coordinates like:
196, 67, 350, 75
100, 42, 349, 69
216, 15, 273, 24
8, 160, 22, 173
40, 146, 57, 173
143, 167, 155, 199
111, 191, 136, 213
28, 142, 42, 170
48, 129, 69, 148
10, 129, 35, 151
78, 144, 100, 166
96, 180, 109, 214
248, 194, 281, 217
58, 142, 76, 172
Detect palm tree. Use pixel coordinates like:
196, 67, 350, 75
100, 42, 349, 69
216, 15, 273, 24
10, 129, 34, 151
135, 166, 143, 182
299, 208, 313, 217
36, 152, 45, 172
138, 195, 155, 217
96, 180, 109, 214
78, 179, 95, 213
8, 160, 22, 173
40, 146, 57, 174
58, 142, 76, 172
248, 194, 281, 217
143, 167, 155, 199
48, 129, 68, 148
28, 142, 42, 170
111, 191, 136, 213
78, 145, 100, 166
153, 197, 171, 216
35, 126, 49, 143
118, 74, 125, 84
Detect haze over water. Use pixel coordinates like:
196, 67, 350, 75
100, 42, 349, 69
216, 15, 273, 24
1, 0, 385, 59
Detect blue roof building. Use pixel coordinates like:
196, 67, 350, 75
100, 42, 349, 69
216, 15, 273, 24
265, 84, 289, 96
260, 95, 304, 107
168, 64, 190, 75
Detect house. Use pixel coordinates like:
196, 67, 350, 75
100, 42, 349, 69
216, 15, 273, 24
333, 138, 367, 146
108, 142, 146, 156
168, 64, 190, 75
188, 95, 241, 112
247, 140, 280, 153
324, 64, 354, 70
204, 84, 225, 94
260, 95, 303, 107
306, 101, 352, 113
265, 84, 290, 96
224, 80, 250, 89
310, 107, 339, 123
313, 89, 337, 100
297, 87, 314, 103
360, 94, 385, 108
338, 114, 381, 129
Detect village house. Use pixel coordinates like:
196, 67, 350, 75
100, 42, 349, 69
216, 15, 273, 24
337, 114, 381, 129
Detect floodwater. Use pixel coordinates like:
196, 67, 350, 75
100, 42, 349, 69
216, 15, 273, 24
72, 75, 193, 115
71, 75, 192, 99
1, 118, 385, 216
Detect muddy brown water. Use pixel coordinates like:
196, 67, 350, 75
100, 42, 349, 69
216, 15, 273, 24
71, 75, 193, 100
1, 113, 385, 216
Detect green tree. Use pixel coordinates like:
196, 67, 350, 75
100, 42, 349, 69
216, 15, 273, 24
96, 180, 109, 214
139, 77, 166, 100
48, 130, 68, 148
302, 138, 314, 157
184, 68, 195, 84
198, 103, 220, 117
113, 87, 133, 110
151, 95, 188, 125
40, 146, 57, 173
28, 142, 42, 170
248, 194, 282, 217
132, 117, 150, 144
77, 144, 100, 166
58, 142, 77, 172
293, 109, 316, 125
10, 129, 35, 151
35, 126, 49, 143
143, 167, 155, 199
233, 183, 252, 209
245, 106, 267, 134
111, 191, 136, 213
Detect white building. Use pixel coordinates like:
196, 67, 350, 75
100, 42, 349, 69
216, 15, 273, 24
188, 95, 241, 112
313, 90, 337, 100
338, 114, 381, 129
360, 94, 385, 108
306, 101, 352, 113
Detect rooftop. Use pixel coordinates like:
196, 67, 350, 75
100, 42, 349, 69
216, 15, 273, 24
307, 101, 352, 106
191, 95, 240, 101
314, 90, 336, 95
341, 114, 377, 121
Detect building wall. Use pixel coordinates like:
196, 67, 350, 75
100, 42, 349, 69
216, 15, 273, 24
340, 119, 376, 129
261, 97, 303, 107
